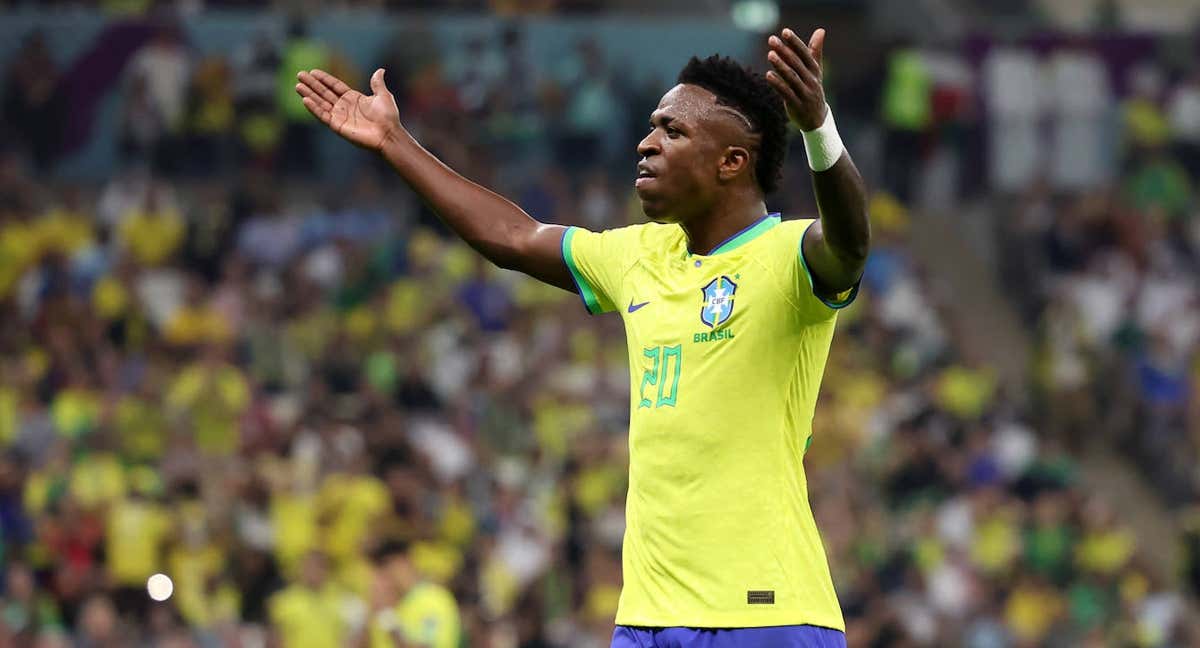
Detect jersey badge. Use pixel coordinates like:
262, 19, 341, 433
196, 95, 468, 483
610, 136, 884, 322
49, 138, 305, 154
700, 276, 737, 328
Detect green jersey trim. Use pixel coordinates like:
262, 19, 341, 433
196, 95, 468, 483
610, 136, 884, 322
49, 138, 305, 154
690, 213, 781, 257
798, 220, 860, 310
561, 226, 603, 315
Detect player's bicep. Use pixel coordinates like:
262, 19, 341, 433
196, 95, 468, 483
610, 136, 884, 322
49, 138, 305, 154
510, 223, 577, 292
798, 220, 859, 311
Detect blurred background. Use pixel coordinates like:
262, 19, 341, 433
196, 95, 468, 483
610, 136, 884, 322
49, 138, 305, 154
2, 0, 1200, 646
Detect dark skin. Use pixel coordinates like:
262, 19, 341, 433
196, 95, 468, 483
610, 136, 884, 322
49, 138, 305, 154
634, 83, 768, 255
296, 67, 575, 291
294, 26, 867, 299
766, 27, 870, 295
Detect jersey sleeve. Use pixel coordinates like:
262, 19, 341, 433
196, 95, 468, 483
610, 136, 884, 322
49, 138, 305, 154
794, 219, 860, 316
560, 225, 636, 315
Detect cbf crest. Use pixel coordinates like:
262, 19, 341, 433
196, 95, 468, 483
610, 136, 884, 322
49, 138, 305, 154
700, 276, 737, 328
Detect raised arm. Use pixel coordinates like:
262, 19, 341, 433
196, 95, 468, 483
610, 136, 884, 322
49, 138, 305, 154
296, 68, 574, 291
765, 28, 870, 297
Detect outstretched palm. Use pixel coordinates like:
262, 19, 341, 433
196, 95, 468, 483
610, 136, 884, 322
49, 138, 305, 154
295, 68, 400, 151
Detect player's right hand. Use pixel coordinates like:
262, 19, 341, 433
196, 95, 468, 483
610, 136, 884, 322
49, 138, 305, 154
296, 68, 401, 152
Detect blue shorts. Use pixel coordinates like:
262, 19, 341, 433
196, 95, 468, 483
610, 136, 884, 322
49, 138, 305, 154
611, 625, 846, 648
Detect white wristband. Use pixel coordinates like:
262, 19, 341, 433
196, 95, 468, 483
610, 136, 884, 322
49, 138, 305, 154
801, 106, 844, 172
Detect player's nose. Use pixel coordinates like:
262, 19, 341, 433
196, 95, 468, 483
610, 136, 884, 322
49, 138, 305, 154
637, 132, 660, 158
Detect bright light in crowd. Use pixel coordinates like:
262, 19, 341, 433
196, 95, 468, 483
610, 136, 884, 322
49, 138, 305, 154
147, 573, 174, 601
731, 0, 780, 32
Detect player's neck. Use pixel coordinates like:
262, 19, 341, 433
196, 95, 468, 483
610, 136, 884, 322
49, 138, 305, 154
682, 195, 769, 256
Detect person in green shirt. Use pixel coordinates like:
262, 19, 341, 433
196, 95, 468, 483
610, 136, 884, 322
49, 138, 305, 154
1025, 494, 1075, 585
278, 18, 329, 176
880, 42, 932, 201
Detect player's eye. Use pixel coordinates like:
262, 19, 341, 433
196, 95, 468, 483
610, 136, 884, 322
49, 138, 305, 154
666, 127, 681, 138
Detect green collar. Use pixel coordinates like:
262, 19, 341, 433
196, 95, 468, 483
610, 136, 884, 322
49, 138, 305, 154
688, 213, 781, 257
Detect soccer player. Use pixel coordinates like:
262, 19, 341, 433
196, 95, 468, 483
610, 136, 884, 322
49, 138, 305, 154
297, 26, 868, 648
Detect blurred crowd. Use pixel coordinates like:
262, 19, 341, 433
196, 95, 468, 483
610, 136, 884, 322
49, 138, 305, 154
872, 28, 1200, 643
964, 39, 1200, 522
0, 1, 608, 14
2, 14, 654, 184
4, 10, 1200, 648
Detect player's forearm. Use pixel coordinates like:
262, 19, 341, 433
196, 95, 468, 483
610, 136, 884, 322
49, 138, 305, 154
377, 126, 540, 270
810, 152, 870, 287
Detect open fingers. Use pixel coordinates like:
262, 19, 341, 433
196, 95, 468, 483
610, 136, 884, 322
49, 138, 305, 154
768, 48, 816, 97
768, 35, 816, 88
295, 82, 334, 114
779, 28, 820, 77
300, 97, 332, 125
311, 69, 352, 97
809, 28, 826, 65
297, 70, 340, 106
768, 33, 816, 86
764, 70, 802, 108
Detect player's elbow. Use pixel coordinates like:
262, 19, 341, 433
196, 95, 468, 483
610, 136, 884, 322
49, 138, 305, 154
830, 224, 870, 284
490, 249, 522, 272
832, 233, 869, 271
842, 235, 870, 269
477, 242, 519, 272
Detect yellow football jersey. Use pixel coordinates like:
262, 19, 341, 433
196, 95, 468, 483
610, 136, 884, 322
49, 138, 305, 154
562, 214, 852, 630
369, 582, 461, 648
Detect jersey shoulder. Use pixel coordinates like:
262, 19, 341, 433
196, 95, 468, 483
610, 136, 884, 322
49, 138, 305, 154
617, 220, 684, 253
754, 216, 813, 275
771, 217, 817, 249
760, 217, 849, 318
577, 220, 680, 257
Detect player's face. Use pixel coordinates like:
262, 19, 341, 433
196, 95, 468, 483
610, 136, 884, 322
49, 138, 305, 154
635, 84, 730, 224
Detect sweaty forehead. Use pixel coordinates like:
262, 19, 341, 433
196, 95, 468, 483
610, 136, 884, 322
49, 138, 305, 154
653, 84, 755, 136
655, 84, 716, 117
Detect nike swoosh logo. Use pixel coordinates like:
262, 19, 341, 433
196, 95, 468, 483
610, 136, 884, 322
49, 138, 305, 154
627, 300, 651, 313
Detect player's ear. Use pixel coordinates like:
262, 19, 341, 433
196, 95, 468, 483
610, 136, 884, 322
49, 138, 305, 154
718, 146, 752, 183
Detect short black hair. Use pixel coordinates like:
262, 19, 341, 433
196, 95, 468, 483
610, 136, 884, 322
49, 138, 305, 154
677, 55, 788, 194
370, 538, 411, 565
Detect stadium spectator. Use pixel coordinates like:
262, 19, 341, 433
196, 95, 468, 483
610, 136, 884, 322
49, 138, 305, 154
981, 41, 1044, 193
2, 32, 60, 172
125, 23, 192, 173
360, 539, 461, 648
1167, 69, 1200, 174
268, 550, 355, 648
277, 18, 329, 176
1046, 40, 1112, 191
116, 183, 186, 267
880, 39, 932, 201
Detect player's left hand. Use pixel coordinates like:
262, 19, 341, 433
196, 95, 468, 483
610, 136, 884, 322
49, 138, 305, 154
765, 28, 828, 131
